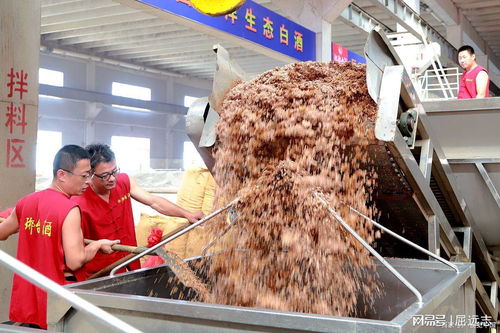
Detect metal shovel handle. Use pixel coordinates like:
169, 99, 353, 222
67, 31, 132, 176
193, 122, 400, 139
85, 223, 191, 280
110, 198, 239, 277
313, 191, 424, 305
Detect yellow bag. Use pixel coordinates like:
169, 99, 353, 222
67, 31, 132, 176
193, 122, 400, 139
201, 174, 216, 215
176, 167, 211, 212
181, 169, 217, 257
136, 167, 218, 258
184, 225, 211, 258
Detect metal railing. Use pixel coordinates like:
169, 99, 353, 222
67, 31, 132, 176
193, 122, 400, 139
416, 67, 460, 100
0, 249, 142, 333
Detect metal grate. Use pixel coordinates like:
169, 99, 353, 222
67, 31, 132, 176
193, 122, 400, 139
429, 174, 461, 227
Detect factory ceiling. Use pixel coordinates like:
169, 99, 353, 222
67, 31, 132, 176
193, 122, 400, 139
449, 0, 500, 55
40, 0, 500, 81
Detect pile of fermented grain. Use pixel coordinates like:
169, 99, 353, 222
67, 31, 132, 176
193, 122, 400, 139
203, 61, 381, 316
163, 249, 213, 302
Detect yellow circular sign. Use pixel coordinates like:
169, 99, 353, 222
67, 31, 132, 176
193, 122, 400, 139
190, 0, 246, 17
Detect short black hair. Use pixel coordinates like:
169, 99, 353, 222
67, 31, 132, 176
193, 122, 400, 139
53, 145, 90, 177
458, 45, 475, 55
86, 143, 115, 169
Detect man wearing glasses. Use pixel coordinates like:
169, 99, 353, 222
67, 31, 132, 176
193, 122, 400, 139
0, 145, 118, 329
72, 143, 204, 280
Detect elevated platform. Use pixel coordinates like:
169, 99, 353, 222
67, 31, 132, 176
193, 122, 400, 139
424, 96, 500, 320
424, 97, 500, 246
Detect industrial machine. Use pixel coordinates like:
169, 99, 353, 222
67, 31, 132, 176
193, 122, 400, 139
1, 24, 497, 332
49, 258, 474, 332
42, 28, 500, 332
424, 97, 500, 323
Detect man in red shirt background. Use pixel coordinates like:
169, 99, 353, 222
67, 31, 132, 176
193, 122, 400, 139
457, 45, 490, 99
73, 144, 204, 280
0, 145, 118, 329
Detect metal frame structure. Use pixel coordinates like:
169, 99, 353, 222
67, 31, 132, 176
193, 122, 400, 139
0, 250, 142, 333
339, 3, 391, 34
367, 0, 457, 62
314, 192, 460, 305
366, 28, 499, 322
417, 67, 459, 100
110, 198, 238, 276
51, 258, 475, 333
423, 97, 500, 321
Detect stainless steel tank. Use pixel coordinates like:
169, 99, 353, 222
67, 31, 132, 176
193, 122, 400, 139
48, 257, 474, 333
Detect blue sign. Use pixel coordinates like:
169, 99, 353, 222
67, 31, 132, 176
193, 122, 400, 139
348, 50, 366, 64
138, 0, 316, 61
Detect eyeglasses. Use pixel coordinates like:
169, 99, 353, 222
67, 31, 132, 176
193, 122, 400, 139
61, 169, 93, 180
93, 168, 120, 181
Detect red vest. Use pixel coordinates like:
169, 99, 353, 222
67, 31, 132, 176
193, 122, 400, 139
11, 189, 76, 329
458, 65, 489, 99
72, 173, 140, 280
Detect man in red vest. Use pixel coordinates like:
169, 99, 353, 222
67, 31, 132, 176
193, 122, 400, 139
457, 45, 490, 99
72, 144, 204, 280
0, 145, 119, 329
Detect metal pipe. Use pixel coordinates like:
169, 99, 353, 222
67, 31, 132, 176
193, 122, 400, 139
0, 249, 142, 333
88, 223, 191, 280
345, 204, 460, 273
110, 198, 239, 277
201, 217, 239, 256
313, 192, 424, 305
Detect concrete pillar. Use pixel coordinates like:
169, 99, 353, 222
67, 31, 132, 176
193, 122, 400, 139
446, 24, 463, 50
315, 20, 332, 62
86, 61, 96, 91
165, 114, 183, 169
492, 75, 500, 91
84, 102, 103, 146
475, 54, 488, 70
163, 129, 174, 169
272, 0, 352, 33
164, 78, 176, 169
0, 0, 41, 322
83, 62, 97, 146
166, 77, 175, 104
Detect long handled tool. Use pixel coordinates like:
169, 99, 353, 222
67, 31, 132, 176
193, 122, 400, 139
313, 191, 459, 307
84, 238, 181, 275
85, 222, 214, 299
84, 239, 149, 254
85, 223, 191, 280
110, 198, 239, 277
201, 216, 239, 256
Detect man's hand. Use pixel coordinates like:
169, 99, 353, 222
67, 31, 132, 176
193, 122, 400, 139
186, 211, 205, 224
0, 209, 19, 241
98, 239, 120, 254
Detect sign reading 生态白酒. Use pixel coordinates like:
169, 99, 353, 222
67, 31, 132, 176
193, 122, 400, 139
139, 0, 316, 61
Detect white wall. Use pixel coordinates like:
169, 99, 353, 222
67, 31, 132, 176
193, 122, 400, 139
38, 53, 211, 169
